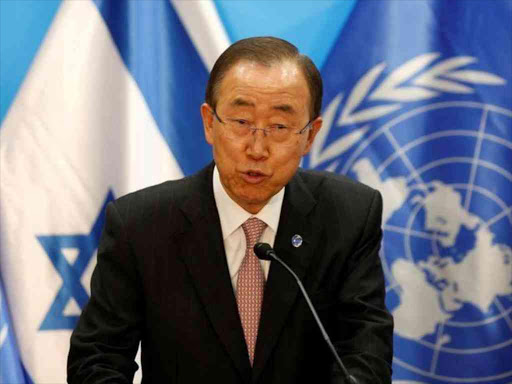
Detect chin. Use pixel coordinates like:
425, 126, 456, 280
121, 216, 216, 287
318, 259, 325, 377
239, 194, 267, 206
240, 187, 273, 202
235, 191, 271, 210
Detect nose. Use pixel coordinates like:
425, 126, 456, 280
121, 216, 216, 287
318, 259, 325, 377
246, 129, 269, 160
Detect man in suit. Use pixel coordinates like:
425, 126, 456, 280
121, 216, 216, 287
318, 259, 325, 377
68, 37, 393, 383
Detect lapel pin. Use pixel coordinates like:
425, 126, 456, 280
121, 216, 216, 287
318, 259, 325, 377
291, 234, 303, 248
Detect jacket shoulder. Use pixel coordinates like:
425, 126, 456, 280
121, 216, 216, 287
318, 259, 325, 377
109, 166, 210, 230
297, 168, 378, 201
114, 179, 181, 211
297, 169, 382, 233
114, 165, 211, 212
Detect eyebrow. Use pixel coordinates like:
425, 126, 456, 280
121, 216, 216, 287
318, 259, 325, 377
230, 98, 255, 107
229, 98, 296, 114
272, 104, 295, 114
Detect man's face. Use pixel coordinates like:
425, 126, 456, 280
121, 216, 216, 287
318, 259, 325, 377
201, 60, 322, 214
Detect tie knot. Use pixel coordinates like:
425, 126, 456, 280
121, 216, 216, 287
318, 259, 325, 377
241, 217, 267, 250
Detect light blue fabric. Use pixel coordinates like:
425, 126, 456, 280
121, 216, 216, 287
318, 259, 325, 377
318, 1, 512, 382
0, 0, 353, 126
0, 0, 61, 123
214, 0, 356, 68
0, 280, 31, 384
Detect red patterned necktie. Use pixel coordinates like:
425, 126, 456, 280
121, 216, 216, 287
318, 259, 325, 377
236, 217, 267, 365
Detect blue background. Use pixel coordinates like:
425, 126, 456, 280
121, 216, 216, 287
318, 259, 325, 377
0, 0, 356, 124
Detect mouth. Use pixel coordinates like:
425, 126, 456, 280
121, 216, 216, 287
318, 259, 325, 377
241, 169, 268, 184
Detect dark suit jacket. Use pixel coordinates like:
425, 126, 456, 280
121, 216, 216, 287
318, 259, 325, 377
68, 163, 393, 384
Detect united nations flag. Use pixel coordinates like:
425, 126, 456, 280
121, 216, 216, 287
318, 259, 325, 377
307, 0, 512, 382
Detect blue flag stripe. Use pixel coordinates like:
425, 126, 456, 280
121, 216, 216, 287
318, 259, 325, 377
0, 279, 33, 384
93, 0, 213, 176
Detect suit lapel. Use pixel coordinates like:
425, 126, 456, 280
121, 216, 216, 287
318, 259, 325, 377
175, 164, 252, 382
252, 172, 316, 383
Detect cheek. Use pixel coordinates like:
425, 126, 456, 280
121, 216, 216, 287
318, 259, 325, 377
213, 136, 241, 162
270, 150, 303, 182
275, 145, 303, 167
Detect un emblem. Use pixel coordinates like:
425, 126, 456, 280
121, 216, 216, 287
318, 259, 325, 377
309, 53, 512, 382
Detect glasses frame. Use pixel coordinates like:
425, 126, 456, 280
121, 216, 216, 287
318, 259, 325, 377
211, 108, 313, 139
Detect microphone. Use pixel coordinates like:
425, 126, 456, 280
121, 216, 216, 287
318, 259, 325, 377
254, 243, 357, 384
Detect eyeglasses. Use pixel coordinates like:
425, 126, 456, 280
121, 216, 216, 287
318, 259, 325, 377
211, 108, 312, 146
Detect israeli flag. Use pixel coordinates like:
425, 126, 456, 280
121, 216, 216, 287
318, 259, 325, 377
0, 0, 228, 382
306, 0, 512, 383
0, 280, 29, 384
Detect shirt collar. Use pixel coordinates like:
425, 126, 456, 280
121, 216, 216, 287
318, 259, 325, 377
213, 166, 284, 239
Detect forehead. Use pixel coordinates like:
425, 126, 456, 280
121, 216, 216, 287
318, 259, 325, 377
216, 60, 310, 112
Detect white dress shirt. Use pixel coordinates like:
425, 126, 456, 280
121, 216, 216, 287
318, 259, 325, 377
213, 166, 284, 293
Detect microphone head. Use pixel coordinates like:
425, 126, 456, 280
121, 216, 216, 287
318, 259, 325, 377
253, 242, 274, 260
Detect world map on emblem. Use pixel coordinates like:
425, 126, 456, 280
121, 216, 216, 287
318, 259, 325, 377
345, 102, 512, 382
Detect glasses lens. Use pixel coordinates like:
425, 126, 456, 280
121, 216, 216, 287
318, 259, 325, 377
269, 127, 291, 143
215, 112, 308, 146
223, 121, 250, 139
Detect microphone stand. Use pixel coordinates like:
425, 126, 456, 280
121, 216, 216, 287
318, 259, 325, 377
254, 243, 357, 384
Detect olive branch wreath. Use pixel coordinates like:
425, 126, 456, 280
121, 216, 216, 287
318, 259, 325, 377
309, 52, 506, 169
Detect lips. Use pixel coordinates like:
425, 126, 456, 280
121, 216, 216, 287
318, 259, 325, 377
241, 169, 268, 184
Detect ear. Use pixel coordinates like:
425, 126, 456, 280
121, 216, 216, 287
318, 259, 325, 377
302, 116, 322, 155
201, 103, 214, 145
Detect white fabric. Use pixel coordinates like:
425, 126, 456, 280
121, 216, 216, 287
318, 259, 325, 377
171, 0, 230, 71
213, 166, 284, 292
0, 1, 183, 381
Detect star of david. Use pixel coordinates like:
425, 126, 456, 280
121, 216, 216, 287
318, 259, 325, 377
37, 190, 115, 330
